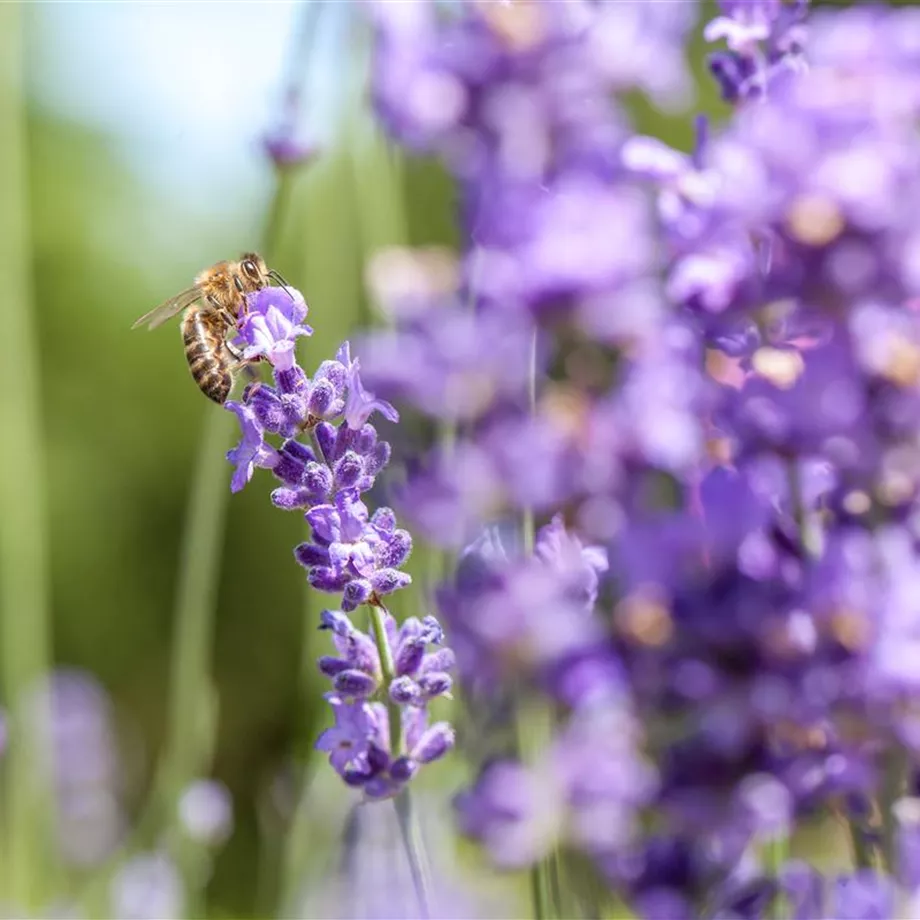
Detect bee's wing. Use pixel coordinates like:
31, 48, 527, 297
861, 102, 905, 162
131, 287, 201, 330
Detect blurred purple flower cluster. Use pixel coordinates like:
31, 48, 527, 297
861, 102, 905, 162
0, 670, 234, 919
348, 0, 920, 916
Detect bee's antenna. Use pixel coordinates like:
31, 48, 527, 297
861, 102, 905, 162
268, 269, 296, 301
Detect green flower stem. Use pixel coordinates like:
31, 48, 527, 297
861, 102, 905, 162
764, 836, 789, 920
521, 328, 539, 557
519, 326, 558, 919
787, 458, 821, 558
880, 747, 907, 875
0, 3, 54, 908
370, 601, 400, 756
845, 815, 876, 871
395, 789, 432, 920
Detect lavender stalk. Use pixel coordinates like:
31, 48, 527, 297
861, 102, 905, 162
224, 288, 454, 911
0, 3, 54, 908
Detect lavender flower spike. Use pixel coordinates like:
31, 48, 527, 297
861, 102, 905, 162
316, 610, 455, 798
224, 281, 448, 795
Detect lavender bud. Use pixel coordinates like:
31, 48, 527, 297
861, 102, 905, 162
397, 617, 422, 643
294, 543, 330, 569
366, 441, 391, 478
380, 529, 412, 569
318, 655, 350, 678
419, 615, 444, 645
395, 641, 425, 679
365, 775, 402, 799
390, 756, 419, 783
276, 366, 309, 397
263, 131, 317, 171
272, 487, 312, 511
371, 507, 397, 534
303, 462, 333, 498
411, 723, 455, 764
370, 568, 412, 597
345, 631, 382, 676
342, 578, 373, 611
419, 672, 453, 700
307, 378, 336, 418
334, 670, 378, 698
251, 389, 288, 434
308, 567, 349, 593
342, 769, 372, 788
420, 648, 456, 675
273, 440, 313, 485
314, 421, 336, 463
333, 425, 358, 461
334, 452, 364, 491
389, 676, 422, 705
314, 358, 346, 391
367, 743, 391, 774
319, 609, 353, 636
356, 423, 378, 455
280, 392, 307, 426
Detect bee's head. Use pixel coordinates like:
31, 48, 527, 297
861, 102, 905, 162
239, 253, 268, 287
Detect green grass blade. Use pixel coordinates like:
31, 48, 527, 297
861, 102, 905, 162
0, 2, 55, 908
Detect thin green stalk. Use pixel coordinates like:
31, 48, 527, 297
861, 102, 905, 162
518, 698, 556, 920
764, 837, 789, 920
522, 328, 539, 556
0, 4, 54, 909
395, 790, 432, 920
845, 816, 876, 871
787, 458, 821, 558
518, 326, 558, 919
879, 747, 908, 875
370, 603, 401, 756
344, 7, 410, 283
157, 408, 233, 798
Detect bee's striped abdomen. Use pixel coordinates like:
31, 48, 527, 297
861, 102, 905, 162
181, 308, 233, 404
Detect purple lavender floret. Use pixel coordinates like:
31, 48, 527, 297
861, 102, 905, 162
225, 401, 280, 494
336, 341, 398, 431
234, 286, 313, 371
315, 609, 455, 799
705, 0, 808, 103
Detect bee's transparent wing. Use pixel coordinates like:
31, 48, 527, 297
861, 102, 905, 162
131, 287, 201, 330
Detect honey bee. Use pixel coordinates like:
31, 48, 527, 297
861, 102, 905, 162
133, 253, 284, 404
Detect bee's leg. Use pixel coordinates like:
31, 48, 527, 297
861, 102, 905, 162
225, 338, 244, 361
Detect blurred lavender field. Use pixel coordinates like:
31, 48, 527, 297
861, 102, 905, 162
6, 1, 920, 918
